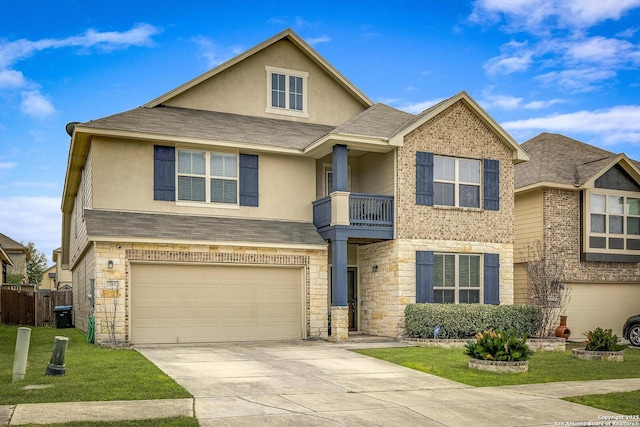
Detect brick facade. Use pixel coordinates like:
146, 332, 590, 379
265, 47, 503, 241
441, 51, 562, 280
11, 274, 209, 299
543, 187, 640, 282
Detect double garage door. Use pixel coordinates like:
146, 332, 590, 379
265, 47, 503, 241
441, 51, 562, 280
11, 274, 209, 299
564, 282, 640, 339
130, 263, 304, 344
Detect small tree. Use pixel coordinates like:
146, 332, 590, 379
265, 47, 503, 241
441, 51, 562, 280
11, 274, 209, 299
26, 241, 48, 285
524, 240, 570, 337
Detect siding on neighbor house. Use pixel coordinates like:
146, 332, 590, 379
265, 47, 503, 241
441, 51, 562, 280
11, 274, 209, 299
513, 263, 528, 304
72, 244, 95, 334
514, 189, 544, 263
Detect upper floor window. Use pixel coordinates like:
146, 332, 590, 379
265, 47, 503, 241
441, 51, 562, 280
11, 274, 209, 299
416, 152, 499, 211
587, 191, 640, 252
266, 66, 309, 118
434, 156, 481, 208
177, 149, 238, 205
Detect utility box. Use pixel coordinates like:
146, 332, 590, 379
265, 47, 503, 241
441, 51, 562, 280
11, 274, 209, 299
53, 306, 73, 328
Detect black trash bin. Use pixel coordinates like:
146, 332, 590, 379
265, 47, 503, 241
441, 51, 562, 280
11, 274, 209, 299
54, 306, 73, 328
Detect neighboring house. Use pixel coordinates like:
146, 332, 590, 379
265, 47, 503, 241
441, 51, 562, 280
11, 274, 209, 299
61, 29, 528, 345
1, 245, 13, 284
40, 264, 57, 290
514, 133, 640, 338
52, 248, 72, 290
0, 233, 28, 283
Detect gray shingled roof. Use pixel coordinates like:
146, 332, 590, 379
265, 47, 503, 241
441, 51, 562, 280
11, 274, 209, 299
332, 103, 414, 139
515, 133, 617, 189
0, 233, 27, 252
80, 106, 336, 150
84, 209, 327, 246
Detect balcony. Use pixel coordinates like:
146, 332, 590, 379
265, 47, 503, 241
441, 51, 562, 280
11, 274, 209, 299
312, 193, 394, 241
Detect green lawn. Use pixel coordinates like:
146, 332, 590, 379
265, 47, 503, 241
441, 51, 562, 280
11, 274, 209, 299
0, 325, 191, 405
565, 390, 640, 416
354, 342, 640, 387
17, 417, 200, 427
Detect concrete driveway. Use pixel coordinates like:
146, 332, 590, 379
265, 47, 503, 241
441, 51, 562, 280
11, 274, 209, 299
137, 340, 627, 426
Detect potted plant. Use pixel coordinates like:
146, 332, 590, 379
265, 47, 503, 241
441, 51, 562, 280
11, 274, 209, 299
464, 329, 533, 373
572, 327, 624, 362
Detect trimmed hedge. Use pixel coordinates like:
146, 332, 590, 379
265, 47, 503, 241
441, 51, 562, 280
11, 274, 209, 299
404, 304, 542, 339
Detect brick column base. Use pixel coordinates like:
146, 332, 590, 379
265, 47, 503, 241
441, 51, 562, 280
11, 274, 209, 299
329, 306, 349, 342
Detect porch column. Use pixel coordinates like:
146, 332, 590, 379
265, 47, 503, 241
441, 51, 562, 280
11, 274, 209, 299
332, 144, 348, 192
330, 237, 348, 341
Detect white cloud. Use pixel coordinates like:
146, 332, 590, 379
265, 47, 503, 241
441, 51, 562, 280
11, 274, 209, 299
535, 68, 617, 92
524, 99, 565, 109
502, 105, 640, 145
0, 69, 25, 89
0, 196, 61, 263
192, 36, 245, 68
306, 35, 331, 46
20, 90, 55, 117
481, 92, 523, 109
483, 40, 535, 76
0, 162, 16, 169
395, 98, 445, 114
561, 36, 640, 67
470, 0, 640, 33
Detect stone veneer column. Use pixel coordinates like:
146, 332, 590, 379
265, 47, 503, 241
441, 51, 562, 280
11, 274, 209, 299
329, 306, 349, 342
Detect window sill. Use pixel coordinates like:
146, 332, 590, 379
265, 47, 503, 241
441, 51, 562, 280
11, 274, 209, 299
265, 107, 309, 119
432, 205, 484, 212
176, 201, 240, 210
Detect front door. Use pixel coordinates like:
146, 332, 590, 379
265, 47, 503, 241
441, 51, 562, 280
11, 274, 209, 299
347, 267, 357, 330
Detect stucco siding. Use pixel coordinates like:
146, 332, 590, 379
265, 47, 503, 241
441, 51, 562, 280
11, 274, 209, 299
164, 40, 365, 126
91, 137, 317, 222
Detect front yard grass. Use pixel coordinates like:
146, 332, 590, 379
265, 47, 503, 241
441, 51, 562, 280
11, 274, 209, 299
564, 390, 640, 416
354, 342, 640, 388
0, 325, 191, 405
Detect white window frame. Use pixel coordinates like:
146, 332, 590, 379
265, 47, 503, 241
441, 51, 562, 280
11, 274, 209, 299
584, 189, 640, 254
433, 155, 481, 208
433, 253, 482, 304
265, 66, 309, 118
176, 149, 239, 207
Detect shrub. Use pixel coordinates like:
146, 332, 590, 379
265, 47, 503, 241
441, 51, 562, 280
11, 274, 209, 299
464, 329, 534, 362
404, 304, 542, 339
584, 327, 623, 352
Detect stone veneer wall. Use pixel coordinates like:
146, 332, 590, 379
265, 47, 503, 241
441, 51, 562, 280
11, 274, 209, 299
397, 101, 515, 245
358, 239, 513, 338
72, 244, 95, 335
89, 242, 328, 345
543, 188, 640, 281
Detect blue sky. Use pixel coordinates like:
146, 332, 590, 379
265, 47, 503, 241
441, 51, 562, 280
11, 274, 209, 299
1, 0, 640, 263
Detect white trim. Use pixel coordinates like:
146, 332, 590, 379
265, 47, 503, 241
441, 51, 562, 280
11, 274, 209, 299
176, 148, 240, 205
265, 66, 309, 118
432, 253, 483, 304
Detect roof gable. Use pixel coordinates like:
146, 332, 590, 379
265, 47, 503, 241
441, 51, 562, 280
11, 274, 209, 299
0, 233, 27, 252
144, 29, 372, 125
515, 133, 640, 191
388, 91, 529, 164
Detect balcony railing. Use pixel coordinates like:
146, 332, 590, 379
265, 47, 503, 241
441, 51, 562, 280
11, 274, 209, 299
312, 193, 393, 229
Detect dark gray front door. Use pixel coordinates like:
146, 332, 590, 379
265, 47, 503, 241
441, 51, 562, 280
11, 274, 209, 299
347, 268, 357, 330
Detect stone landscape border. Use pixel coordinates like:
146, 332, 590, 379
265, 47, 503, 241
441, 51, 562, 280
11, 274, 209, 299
401, 337, 566, 352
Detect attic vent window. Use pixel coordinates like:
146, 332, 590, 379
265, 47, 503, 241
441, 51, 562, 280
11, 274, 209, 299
266, 66, 309, 118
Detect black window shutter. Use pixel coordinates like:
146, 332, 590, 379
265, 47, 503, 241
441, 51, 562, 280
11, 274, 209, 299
239, 154, 259, 207
154, 145, 175, 201
484, 159, 500, 211
484, 253, 500, 305
416, 251, 434, 303
416, 151, 434, 206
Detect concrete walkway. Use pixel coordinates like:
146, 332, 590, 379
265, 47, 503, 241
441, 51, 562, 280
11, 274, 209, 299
2, 340, 639, 426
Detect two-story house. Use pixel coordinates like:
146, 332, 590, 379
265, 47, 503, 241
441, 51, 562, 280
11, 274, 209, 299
62, 29, 528, 345
514, 132, 640, 338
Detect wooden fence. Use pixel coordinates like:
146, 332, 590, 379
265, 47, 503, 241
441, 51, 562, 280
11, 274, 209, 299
0, 286, 73, 327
